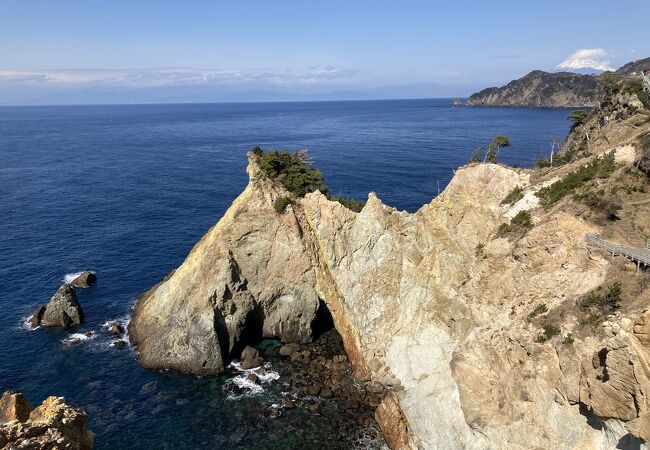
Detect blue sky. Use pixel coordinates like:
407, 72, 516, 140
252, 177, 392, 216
1, 0, 648, 104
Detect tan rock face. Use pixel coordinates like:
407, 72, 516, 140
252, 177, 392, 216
0, 392, 33, 424
129, 154, 321, 375
130, 152, 650, 449
0, 392, 93, 449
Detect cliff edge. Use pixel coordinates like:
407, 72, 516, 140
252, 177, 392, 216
129, 95, 650, 448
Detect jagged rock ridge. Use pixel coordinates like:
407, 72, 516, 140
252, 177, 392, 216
130, 139, 650, 448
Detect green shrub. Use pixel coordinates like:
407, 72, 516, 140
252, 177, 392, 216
576, 190, 621, 219
251, 146, 264, 157
497, 210, 534, 238
535, 152, 617, 207
501, 186, 524, 205
562, 334, 574, 346
580, 282, 622, 315
273, 196, 291, 213
535, 323, 560, 343
528, 303, 548, 319
568, 110, 591, 131
536, 157, 552, 168
469, 146, 483, 164
475, 242, 485, 256
331, 195, 366, 212
258, 149, 329, 197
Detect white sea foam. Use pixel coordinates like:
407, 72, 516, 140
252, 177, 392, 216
61, 332, 94, 346
62, 270, 95, 284
20, 315, 39, 331
224, 361, 280, 399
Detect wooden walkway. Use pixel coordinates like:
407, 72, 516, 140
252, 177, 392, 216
586, 234, 650, 268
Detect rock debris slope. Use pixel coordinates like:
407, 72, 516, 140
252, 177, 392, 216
130, 149, 650, 449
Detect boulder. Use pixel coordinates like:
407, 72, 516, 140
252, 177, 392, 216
29, 306, 46, 328
278, 343, 301, 356
240, 346, 263, 370
41, 284, 83, 328
0, 391, 33, 423
70, 271, 97, 288
108, 323, 125, 336
0, 393, 93, 449
113, 340, 126, 350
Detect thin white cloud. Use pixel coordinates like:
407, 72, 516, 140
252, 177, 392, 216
555, 49, 614, 72
0, 66, 364, 88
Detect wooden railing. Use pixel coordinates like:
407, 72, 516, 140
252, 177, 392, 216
586, 234, 650, 268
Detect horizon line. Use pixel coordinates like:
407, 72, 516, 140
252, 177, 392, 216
0, 96, 471, 108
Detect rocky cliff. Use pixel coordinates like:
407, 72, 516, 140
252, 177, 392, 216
467, 70, 603, 107
0, 391, 93, 449
129, 126, 650, 448
467, 57, 650, 108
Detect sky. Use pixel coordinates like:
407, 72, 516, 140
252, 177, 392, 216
1, 0, 649, 104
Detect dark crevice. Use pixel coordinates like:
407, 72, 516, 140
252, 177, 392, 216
213, 308, 231, 360
232, 305, 266, 357
311, 300, 334, 340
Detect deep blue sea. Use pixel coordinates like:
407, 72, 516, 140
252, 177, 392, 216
0, 99, 571, 449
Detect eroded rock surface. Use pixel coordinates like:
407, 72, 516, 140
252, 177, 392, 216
128, 157, 320, 375
69, 271, 96, 288
130, 151, 650, 449
0, 392, 93, 449
40, 284, 83, 328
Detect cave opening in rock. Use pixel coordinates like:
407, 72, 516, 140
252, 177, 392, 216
311, 299, 334, 339
232, 306, 266, 358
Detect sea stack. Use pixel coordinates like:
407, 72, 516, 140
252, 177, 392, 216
39, 284, 83, 328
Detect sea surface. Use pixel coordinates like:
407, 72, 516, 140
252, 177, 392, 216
0, 99, 571, 449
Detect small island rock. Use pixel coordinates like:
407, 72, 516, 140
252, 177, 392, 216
70, 271, 97, 288
41, 284, 83, 328
108, 323, 125, 336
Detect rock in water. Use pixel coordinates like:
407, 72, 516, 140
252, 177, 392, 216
70, 271, 97, 288
240, 346, 263, 369
0, 391, 93, 449
41, 284, 83, 328
108, 323, 124, 336
0, 391, 33, 423
29, 305, 46, 328
128, 152, 321, 376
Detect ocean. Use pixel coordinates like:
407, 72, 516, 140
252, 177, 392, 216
0, 99, 571, 449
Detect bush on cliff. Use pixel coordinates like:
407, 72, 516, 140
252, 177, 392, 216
568, 110, 591, 131
496, 210, 533, 239
535, 152, 617, 207
330, 195, 366, 213
501, 186, 524, 205
254, 148, 367, 212
274, 196, 291, 213
258, 149, 329, 197
580, 282, 622, 316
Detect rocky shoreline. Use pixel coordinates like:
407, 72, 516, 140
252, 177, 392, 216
226, 329, 388, 448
